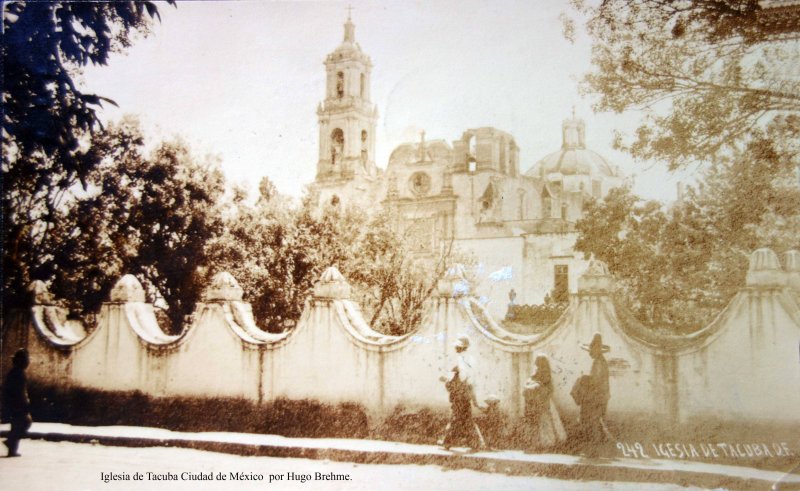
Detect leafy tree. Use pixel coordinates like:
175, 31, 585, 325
3, 1, 174, 165
346, 210, 457, 335
3, 1, 174, 311
575, 120, 800, 332
570, 0, 800, 169
46, 119, 225, 333
33, 119, 150, 314
564, 1, 800, 331
204, 179, 323, 333
208, 190, 460, 336
576, 186, 716, 331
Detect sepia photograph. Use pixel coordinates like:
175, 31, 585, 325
2, 1, 799, 489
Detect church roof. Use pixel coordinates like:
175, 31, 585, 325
527, 147, 617, 178
388, 139, 451, 168
525, 115, 619, 178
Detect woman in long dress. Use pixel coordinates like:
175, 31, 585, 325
520, 355, 566, 451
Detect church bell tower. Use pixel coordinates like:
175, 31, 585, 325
316, 14, 378, 183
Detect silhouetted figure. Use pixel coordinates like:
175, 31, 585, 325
2, 349, 32, 457
573, 334, 611, 450
439, 335, 485, 451
519, 355, 566, 451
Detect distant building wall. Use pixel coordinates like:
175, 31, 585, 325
2, 249, 799, 428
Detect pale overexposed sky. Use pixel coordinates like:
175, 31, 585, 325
80, 0, 685, 202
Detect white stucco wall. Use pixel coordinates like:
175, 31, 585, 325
3, 251, 799, 430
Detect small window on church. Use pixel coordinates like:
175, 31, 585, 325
561, 202, 568, 220
466, 135, 477, 173
542, 196, 551, 219
360, 73, 365, 97
336, 72, 344, 98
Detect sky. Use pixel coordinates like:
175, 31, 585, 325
79, 0, 686, 202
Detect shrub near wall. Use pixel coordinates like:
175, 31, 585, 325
22, 385, 800, 470
376, 407, 449, 445
503, 303, 568, 334
28, 383, 369, 439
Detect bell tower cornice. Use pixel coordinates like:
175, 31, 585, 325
325, 11, 372, 67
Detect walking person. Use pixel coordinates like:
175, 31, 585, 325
2, 349, 32, 457
572, 334, 611, 452
519, 355, 566, 451
439, 335, 486, 451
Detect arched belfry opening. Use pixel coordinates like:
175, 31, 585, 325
331, 128, 344, 166
336, 72, 344, 98
361, 130, 368, 165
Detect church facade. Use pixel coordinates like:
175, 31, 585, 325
311, 17, 625, 318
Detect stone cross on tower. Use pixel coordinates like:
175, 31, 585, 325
346, 4, 354, 20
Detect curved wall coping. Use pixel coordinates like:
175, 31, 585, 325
609, 288, 800, 355
226, 301, 292, 346
27, 258, 800, 360
327, 299, 411, 352
31, 306, 86, 348
124, 302, 182, 346
457, 297, 572, 351
456, 284, 800, 357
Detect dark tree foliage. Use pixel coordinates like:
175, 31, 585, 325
207, 191, 458, 336
575, 117, 799, 332
2, 1, 174, 313
575, 187, 717, 331
571, 0, 800, 169
204, 185, 337, 333
47, 120, 225, 333
3, 1, 174, 165
565, 0, 800, 331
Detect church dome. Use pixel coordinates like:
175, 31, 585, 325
525, 116, 619, 178
528, 148, 617, 177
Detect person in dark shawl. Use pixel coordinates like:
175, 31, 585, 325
439, 336, 485, 451
574, 333, 611, 448
2, 349, 32, 457
520, 355, 566, 451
